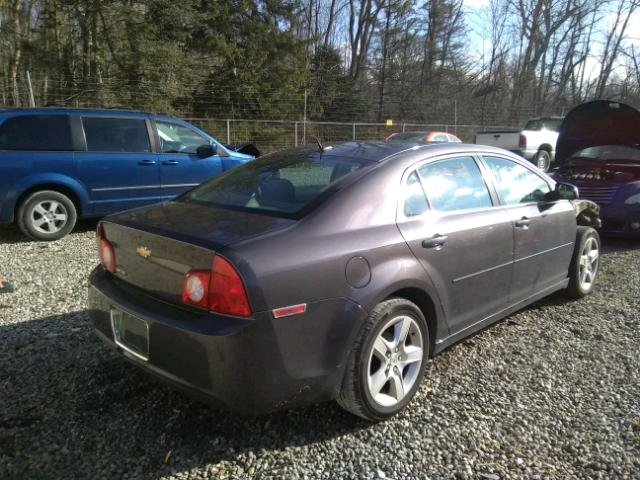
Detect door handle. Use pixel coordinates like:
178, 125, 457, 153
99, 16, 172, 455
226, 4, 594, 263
138, 159, 156, 165
422, 234, 448, 249
515, 217, 531, 228
162, 160, 180, 165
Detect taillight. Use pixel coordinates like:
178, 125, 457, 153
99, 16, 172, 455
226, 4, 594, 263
209, 256, 251, 317
519, 134, 526, 149
181, 270, 210, 308
181, 256, 251, 317
97, 223, 116, 273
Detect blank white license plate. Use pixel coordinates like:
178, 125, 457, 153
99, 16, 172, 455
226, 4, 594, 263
110, 308, 149, 361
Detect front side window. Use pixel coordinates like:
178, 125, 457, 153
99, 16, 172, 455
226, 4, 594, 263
83, 117, 150, 152
156, 121, 210, 154
0, 115, 73, 151
418, 156, 493, 212
483, 156, 550, 205
185, 150, 369, 217
403, 171, 428, 217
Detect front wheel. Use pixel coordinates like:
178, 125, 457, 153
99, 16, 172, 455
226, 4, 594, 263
16, 190, 77, 241
566, 226, 600, 298
534, 149, 552, 172
337, 298, 429, 421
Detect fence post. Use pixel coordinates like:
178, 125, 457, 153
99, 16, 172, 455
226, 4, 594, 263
294, 122, 298, 147
402, 123, 406, 133
352, 123, 356, 141
226, 119, 230, 144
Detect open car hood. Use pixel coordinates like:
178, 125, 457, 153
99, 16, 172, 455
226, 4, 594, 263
556, 100, 640, 164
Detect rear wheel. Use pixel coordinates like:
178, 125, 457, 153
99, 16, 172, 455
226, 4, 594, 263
534, 149, 552, 172
337, 298, 429, 421
17, 190, 77, 241
566, 226, 600, 298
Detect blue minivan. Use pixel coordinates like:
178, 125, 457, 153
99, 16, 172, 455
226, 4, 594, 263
0, 108, 254, 240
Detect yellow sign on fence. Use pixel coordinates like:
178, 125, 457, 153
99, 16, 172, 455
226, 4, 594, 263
386, 119, 393, 126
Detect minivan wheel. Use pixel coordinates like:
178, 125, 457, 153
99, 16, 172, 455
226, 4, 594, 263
534, 150, 551, 172
337, 298, 429, 421
17, 190, 77, 241
566, 226, 600, 298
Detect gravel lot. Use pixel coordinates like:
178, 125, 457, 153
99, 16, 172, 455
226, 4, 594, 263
1, 222, 639, 479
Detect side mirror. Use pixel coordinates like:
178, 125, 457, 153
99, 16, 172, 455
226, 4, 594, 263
196, 144, 216, 158
555, 181, 579, 200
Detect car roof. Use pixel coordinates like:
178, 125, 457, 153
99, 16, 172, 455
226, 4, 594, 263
0, 107, 179, 121
313, 141, 512, 164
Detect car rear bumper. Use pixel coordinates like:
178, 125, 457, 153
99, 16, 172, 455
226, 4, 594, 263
87, 267, 368, 414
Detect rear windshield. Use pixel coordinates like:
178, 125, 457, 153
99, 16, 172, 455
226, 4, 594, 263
184, 149, 371, 218
570, 145, 640, 161
524, 118, 562, 132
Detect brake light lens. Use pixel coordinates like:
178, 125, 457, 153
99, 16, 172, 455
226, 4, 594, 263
97, 223, 116, 273
99, 239, 116, 273
209, 256, 252, 317
181, 256, 251, 317
519, 134, 526, 149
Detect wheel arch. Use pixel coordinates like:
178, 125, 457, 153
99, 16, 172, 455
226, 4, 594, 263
538, 143, 553, 154
11, 175, 89, 222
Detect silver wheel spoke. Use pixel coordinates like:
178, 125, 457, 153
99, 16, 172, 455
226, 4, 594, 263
388, 372, 405, 401
369, 368, 389, 396
48, 201, 60, 213
587, 249, 599, 264
53, 213, 67, 222
372, 336, 391, 360
402, 345, 423, 366
34, 217, 48, 227
394, 317, 411, 347
34, 204, 48, 216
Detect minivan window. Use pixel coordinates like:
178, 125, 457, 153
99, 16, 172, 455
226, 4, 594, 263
0, 115, 74, 151
418, 156, 492, 211
483, 156, 550, 205
185, 150, 370, 217
82, 117, 150, 152
156, 121, 210, 154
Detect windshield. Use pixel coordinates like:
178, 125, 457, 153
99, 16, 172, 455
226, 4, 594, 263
524, 118, 562, 132
183, 149, 371, 218
569, 145, 640, 162
388, 132, 427, 142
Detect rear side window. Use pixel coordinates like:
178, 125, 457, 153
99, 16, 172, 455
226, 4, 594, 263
0, 115, 74, 151
403, 171, 428, 217
483, 156, 550, 205
185, 150, 370, 217
418, 156, 493, 212
82, 117, 150, 152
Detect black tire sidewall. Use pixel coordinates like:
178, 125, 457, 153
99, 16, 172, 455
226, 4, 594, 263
17, 191, 77, 241
357, 301, 429, 419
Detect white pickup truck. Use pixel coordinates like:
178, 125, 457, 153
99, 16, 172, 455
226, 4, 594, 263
474, 117, 563, 171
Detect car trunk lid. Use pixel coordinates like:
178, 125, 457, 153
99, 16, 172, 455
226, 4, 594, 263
101, 201, 295, 306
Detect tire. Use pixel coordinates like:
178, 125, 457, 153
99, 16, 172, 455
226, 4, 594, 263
566, 226, 600, 298
534, 149, 552, 172
337, 298, 429, 421
16, 190, 78, 241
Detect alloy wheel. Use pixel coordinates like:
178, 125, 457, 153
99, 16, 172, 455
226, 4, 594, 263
31, 200, 68, 234
578, 236, 599, 290
367, 315, 424, 407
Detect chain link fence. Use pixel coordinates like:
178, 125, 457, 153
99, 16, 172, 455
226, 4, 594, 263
187, 118, 516, 154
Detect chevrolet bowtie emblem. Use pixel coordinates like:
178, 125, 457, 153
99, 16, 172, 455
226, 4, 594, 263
136, 246, 152, 259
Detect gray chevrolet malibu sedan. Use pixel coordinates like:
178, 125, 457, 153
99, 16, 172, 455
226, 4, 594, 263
88, 142, 601, 420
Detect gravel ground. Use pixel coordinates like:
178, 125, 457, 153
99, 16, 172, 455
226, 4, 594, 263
0, 222, 639, 480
